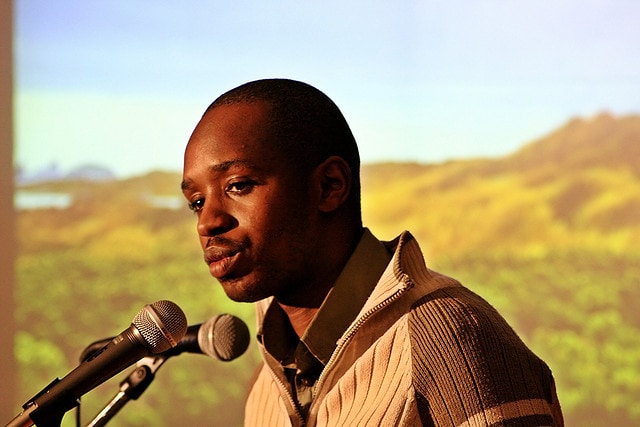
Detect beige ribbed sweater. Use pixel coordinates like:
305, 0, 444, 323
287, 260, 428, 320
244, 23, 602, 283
245, 231, 563, 426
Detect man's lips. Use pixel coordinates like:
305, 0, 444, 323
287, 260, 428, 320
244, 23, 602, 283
203, 246, 242, 279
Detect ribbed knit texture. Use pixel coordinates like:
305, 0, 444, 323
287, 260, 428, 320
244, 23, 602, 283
409, 287, 561, 426
244, 363, 294, 426
244, 232, 563, 426
313, 319, 417, 426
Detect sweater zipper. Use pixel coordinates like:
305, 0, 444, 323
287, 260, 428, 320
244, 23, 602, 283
313, 277, 413, 395
269, 281, 410, 427
268, 367, 306, 426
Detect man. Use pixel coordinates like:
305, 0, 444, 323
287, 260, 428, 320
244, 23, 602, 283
181, 79, 563, 426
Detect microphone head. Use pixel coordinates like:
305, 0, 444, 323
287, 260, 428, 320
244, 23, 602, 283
198, 314, 250, 361
132, 300, 188, 353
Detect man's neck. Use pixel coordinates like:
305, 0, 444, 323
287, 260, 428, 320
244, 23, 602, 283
277, 304, 320, 338
277, 225, 365, 338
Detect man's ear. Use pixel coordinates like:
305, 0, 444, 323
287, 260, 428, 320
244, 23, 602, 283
315, 156, 351, 213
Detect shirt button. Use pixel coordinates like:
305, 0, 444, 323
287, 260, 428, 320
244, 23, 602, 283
299, 378, 312, 387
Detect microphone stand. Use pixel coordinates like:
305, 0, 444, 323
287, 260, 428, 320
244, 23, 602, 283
5, 379, 73, 427
85, 355, 168, 427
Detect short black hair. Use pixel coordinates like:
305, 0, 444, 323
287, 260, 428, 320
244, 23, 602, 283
206, 78, 361, 213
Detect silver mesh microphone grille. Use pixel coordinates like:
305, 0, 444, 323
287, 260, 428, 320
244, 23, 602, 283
132, 300, 188, 353
198, 314, 250, 361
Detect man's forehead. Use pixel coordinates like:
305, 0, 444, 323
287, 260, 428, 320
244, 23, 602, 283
190, 102, 275, 147
203, 100, 272, 126
183, 100, 288, 178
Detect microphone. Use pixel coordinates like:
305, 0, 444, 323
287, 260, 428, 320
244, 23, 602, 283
83, 314, 250, 427
190, 313, 251, 361
81, 313, 250, 363
6, 300, 187, 427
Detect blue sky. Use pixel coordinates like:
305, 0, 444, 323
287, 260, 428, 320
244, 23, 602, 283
14, 0, 640, 177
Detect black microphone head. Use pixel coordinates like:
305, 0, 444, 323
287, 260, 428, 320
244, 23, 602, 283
132, 300, 188, 353
198, 314, 250, 361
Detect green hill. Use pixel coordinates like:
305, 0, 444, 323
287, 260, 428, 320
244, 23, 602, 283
12, 113, 640, 426
362, 112, 640, 257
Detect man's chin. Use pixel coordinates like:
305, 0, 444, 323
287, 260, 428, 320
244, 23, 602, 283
219, 278, 269, 303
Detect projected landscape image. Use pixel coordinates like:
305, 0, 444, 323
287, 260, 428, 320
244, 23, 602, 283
7, 1, 640, 426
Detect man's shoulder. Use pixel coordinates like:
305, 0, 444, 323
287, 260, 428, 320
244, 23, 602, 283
406, 285, 536, 367
407, 286, 511, 337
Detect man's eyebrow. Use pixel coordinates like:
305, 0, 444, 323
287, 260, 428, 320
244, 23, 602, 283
181, 159, 259, 191
209, 159, 257, 173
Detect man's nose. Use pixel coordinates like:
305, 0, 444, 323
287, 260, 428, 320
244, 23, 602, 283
197, 201, 235, 236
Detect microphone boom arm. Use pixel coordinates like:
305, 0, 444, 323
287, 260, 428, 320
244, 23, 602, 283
86, 355, 168, 427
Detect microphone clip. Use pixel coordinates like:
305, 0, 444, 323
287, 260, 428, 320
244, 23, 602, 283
85, 355, 168, 427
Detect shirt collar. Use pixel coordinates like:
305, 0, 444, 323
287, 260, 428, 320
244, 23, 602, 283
303, 228, 392, 363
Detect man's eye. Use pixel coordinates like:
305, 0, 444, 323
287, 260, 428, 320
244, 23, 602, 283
226, 181, 255, 194
188, 198, 205, 212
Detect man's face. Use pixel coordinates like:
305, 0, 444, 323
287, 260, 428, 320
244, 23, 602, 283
182, 102, 318, 303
